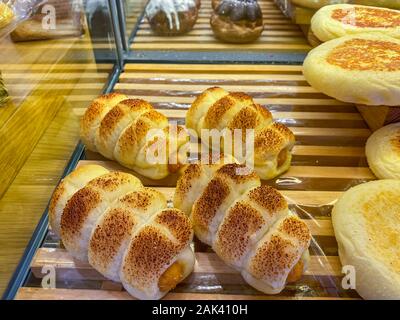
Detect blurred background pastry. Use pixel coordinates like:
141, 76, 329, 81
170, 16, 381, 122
212, 0, 221, 9
10, 0, 84, 42
366, 123, 400, 179
332, 179, 400, 299
211, 0, 264, 43
303, 33, 400, 131
311, 4, 400, 42
146, 0, 199, 36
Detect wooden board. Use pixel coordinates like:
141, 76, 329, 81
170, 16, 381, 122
131, 0, 311, 53
356, 105, 400, 132
16, 62, 371, 300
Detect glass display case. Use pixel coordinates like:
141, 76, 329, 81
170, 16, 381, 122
1, 0, 399, 301
0, 0, 124, 298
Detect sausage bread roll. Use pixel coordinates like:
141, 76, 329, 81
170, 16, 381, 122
80, 93, 188, 180
49, 165, 195, 300
174, 163, 311, 294
186, 87, 295, 180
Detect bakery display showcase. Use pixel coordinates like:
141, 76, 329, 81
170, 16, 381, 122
1, 0, 400, 301
7, 64, 372, 300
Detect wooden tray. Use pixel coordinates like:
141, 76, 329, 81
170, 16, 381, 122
130, 0, 311, 53
15, 63, 373, 300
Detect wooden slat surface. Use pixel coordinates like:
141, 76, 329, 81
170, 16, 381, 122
131, 0, 311, 52
30, 249, 340, 280
17, 62, 371, 300
16, 288, 358, 300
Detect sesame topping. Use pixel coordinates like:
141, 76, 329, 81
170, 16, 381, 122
192, 177, 229, 231
216, 163, 258, 182
228, 106, 259, 130
122, 226, 180, 290
249, 235, 297, 280
87, 172, 135, 192
216, 202, 264, 263
155, 209, 192, 245
89, 208, 137, 270
61, 187, 101, 237
278, 216, 311, 248
331, 7, 400, 28
248, 185, 288, 214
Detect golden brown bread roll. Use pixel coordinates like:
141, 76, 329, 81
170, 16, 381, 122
174, 163, 311, 294
186, 87, 295, 180
50, 165, 195, 300
80, 93, 188, 180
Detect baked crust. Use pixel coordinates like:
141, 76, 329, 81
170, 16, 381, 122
211, 14, 263, 43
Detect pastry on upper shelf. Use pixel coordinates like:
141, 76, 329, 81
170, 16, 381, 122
10, 0, 84, 42
303, 33, 400, 131
49, 165, 195, 300
186, 87, 295, 180
0, 2, 14, 29
311, 4, 400, 42
211, 0, 264, 43
145, 0, 199, 36
174, 163, 311, 294
332, 179, 400, 299
366, 123, 400, 179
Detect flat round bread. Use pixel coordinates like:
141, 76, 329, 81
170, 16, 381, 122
332, 179, 400, 299
303, 33, 400, 106
311, 4, 400, 42
366, 123, 400, 179
354, 0, 400, 10
291, 0, 349, 10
